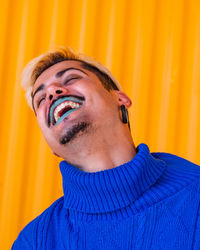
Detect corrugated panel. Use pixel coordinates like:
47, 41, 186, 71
0, 0, 200, 248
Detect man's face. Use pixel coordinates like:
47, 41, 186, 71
32, 60, 122, 158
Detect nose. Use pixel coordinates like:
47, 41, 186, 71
46, 85, 65, 101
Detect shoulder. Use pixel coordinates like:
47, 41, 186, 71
152, 151, 200, 175
12, 196, 65, 249
151, 152, 200, 245
151, 151, 200, 193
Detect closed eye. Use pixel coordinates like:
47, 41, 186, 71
63, 75, 81, 85
37, 97, 45, 107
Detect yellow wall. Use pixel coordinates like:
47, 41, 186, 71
1, 0, 200, 248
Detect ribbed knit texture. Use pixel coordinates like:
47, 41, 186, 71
12, 143, 200, 249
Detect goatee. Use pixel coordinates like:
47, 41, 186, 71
59, 122, 90, 145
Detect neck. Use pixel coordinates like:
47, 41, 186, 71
62, 127, 136, 172
59, 143, 168, 215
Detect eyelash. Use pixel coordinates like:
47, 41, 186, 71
63, 76, 80, 85
37, 97, 45, 107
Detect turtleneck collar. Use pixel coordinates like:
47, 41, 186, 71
59, 143, 167, 213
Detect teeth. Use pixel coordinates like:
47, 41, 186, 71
53, 101, 80, 122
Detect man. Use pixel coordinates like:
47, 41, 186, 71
12, 47, 200, 249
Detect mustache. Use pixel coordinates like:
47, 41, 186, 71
47, 94, 85, 127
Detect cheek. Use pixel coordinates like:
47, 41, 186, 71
92, 90, 116, 110
36, 111, 48, 133
37, 115, 56, 146
89, 98, 117, 121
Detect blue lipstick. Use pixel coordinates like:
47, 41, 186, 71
50, 97, 83, 125
54, 108, 80, 126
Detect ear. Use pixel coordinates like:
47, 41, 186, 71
113, 91, 132, 108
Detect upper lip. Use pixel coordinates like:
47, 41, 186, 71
47, 95, 85, 126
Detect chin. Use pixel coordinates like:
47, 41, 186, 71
58, 122, 90, 145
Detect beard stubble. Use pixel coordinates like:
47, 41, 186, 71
59, 122, 90, 145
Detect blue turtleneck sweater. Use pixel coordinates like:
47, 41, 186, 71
12, 143, 200, 249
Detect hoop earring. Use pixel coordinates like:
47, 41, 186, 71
120, 105, 129, 124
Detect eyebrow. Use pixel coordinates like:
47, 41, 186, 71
32, 67, 88, 101
55, 67, 88, 78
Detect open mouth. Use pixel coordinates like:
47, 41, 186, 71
49, 96, 83, 126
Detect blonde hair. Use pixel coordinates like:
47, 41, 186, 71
22, 47, 122, 110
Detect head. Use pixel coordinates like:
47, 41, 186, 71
22, 47, 132, 159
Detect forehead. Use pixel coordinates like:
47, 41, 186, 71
33, 60, 87, 92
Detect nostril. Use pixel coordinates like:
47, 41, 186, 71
49, 90, 63, 100
56, 90, 63, 94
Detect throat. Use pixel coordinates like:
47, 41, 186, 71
58, 106, 72, 118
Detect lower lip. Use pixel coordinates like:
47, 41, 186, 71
54, 108, 80, 126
